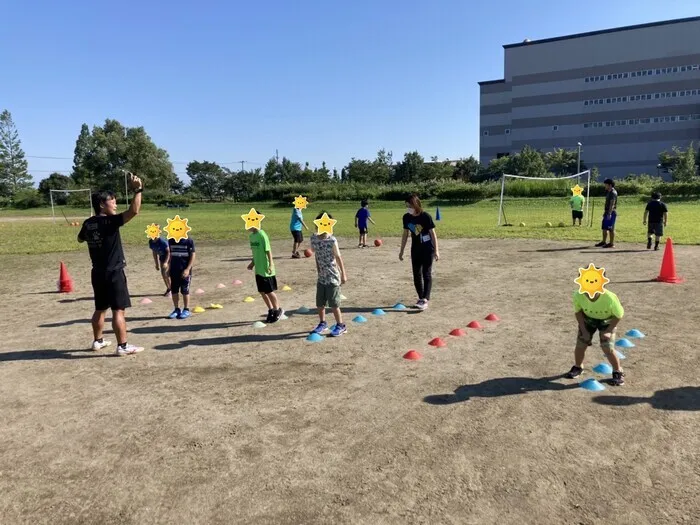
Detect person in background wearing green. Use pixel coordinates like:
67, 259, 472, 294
570, 185, 585, 226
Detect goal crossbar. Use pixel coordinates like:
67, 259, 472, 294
50, 188, 92, 224
497, 170, 591, 226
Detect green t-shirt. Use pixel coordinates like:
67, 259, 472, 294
249, 230, 275, 277
570, 195, 585, 211
573, 290, 624, 321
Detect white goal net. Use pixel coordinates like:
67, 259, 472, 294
497, 170, 591, 227
50, 188, 92, 225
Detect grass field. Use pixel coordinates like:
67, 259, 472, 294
1, 196, 698, 255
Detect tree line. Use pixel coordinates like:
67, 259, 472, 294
1, 109, 698, 208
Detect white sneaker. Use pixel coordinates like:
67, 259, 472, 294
416, 300, 429, 311
91, 340, 112, 351
115, 344, 145, 356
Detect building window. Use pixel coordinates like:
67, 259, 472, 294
552, 125, 559, 131
505, 129, 511, 135
483, 130, 489, 136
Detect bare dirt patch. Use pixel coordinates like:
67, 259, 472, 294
1, 238, 698, 524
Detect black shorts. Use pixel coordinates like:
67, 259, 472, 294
92, 268, 131, 311
648, 222, 664, 236
255, 274, 278, 294
572, 210, 583, 220
291, 230, 303, 243
358, 227, 368, 235
170, 271, 192, 295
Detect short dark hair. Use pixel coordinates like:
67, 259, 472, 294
91, 190, 116, 215
603, 178, 615, 187
316, 211, 333, 220
361, 199, 368, 207
651, 191, 661, 200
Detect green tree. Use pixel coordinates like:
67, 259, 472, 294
453, 156, 480, 182
170, 174, 186, 194
0, 110, 32, 199
38, 172, 72, 204
482, 156, 511, 181
313, 161, 331, 182
672, 142, 697, 182
71, 119, 174, 192
393, 151, 425, 183
263, 158, 281, 184
300, 162, 315, 183
344, 158, 374, 183
423, 156, 455, 180
509, 146, 547, 177
544, 148, 586, 176
372, 149, 393, 184
12, 188, 42, 209
186, 161, 225, 200
279, 157, 302, 183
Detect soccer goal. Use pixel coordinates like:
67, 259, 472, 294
497, 170, 591, 227
50, 188, 92, 225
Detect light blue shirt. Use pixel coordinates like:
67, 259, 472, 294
290, 208, 303, 231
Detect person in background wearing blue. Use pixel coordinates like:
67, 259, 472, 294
167, 234, 196, 320
354, 199, 377, 248
290, 206, 309, 259
148, 226, 171, 296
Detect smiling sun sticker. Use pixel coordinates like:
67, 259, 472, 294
314, 212, 337, 235
164, 215, 192, 242
575, 263, 610, 299
241, 208, 265, 230
145, 223, 161, 240
571, 184, 584, 196
293, 195, 308, 210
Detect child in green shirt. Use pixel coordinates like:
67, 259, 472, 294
567, 265, 625, 385
570, 193, 585, 226
246, 209, 283, 323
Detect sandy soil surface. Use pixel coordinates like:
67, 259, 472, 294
1, 237, 698, 525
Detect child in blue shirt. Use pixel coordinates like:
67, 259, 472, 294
167, 237, 196, 319
290, 207, 309, 258
354, 200, 376, 248
148, 229, 171, 295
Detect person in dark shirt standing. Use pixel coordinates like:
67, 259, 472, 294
643, 191, 668, 250
399, 194, 440, 311
595, 178, 618, 249
354, 199, 377, 248
78, 173, 144, 356
167, 234, 196, 320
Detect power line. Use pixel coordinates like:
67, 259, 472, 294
26, 155, 263, 166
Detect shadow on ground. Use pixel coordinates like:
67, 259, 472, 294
423, 375, 578, 405
154, 331, 310, 350
593, 386, 700, 411
0, 349, 116, 362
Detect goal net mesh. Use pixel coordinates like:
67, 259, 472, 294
50, 189, 92, 225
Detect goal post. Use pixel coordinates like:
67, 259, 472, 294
50, 188, 92, 224
497, 170, 591, 226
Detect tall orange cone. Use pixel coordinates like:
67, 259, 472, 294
655, 238, 683, 284
58, 261, 74, 292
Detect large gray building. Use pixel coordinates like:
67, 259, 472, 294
479, 16, 700, 178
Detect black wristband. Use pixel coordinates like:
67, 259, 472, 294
134, 188, 143, 194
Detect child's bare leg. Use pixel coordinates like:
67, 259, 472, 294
331, 307, 343, 325
261, 293, 273, 309
162, 271, 171, 290
603, 346, 622, 371
182, 294, 189, 309
574, 344, 587, 368
172, 292, 180, 309
318, 307, 326, 323
92, 310, 106, 341
267, 292, 279, 310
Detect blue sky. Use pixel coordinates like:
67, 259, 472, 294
2, 0, 698, 184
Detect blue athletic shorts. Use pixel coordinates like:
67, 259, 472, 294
602, 211, 617, 231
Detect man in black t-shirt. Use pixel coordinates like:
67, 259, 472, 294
643, 191, 668, 250
78, 173, 144, 356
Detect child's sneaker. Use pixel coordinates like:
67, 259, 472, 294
178, 308, 191, 319
168, 308, 181, 319
611, 371, 625, 386
416, 299, 428, 311
594, 241, 606, 247
91, 339, 112, 351
647, 238, 652, 249
565, 365, 584, 379
654, 242, 660, 251
330, 323, 347, 337
115, 344, 144, 356
292, 252, 301, 259
264, 309, 274, 323
603, 243, 615, 249
268, 308, 283, 324
311, 321, 328, 334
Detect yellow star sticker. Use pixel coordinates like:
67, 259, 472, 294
241, 208, 265, 230
164, 215, 192, 242
571, 184, 584, 196
574, 263, 609, 299
145, 223, 161, 240
293, 195, 308, 209
313, 212, 337, 235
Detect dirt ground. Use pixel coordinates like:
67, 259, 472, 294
1, 237, 699, 525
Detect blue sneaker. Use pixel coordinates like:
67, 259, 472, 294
311, 322, 328, 334
168, 308, 181, 319
330, 323, 347, 337
178, 308, 191, 319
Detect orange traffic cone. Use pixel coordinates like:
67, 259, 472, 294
58, 261, 74, 292
655, 238, 683, 284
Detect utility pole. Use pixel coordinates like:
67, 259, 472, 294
275, 149, 279, 164
240, 160, 245, 171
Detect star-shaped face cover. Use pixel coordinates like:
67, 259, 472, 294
314, 212, 337, 235
242, 208, 265, 230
